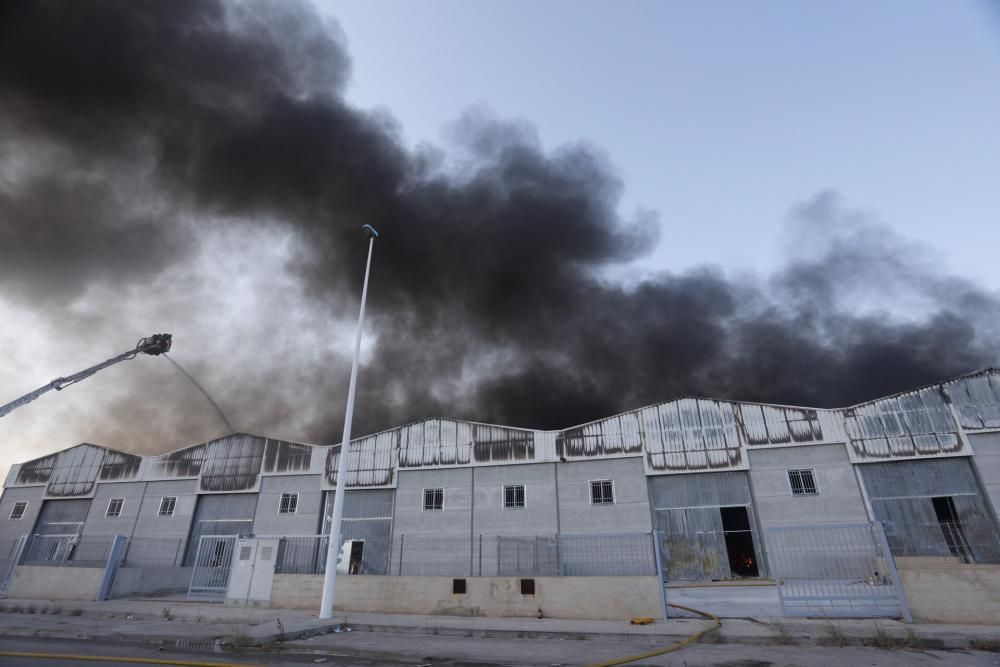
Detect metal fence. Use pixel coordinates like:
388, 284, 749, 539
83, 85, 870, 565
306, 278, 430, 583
187, 534, 237, 601
20, 534, 116, 567
766, 522, 911, 620
273, 532, 657, 577
882, 520, 1000, 564
0, 536, 26, 593
122, 537, 185, 568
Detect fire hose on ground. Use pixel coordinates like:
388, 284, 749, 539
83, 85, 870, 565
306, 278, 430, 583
585, 603, 722, 667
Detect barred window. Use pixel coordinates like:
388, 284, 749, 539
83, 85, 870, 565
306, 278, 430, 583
9, 501, 27, 520
158, 496, 177, 517
106, 498, 125, 518
279, 492, 299, 514
788, 469, 818, 496
590, 480, 615, 505
503, 484, 525, 509
423, 488, 444, 511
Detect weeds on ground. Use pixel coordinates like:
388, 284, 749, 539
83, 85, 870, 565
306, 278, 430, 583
25, 604, 36, 614
9, 604, 22, 613
161, 607, 173, 621
970, 638, 1000, 652
901, 628, 922, 649
50, 604, 62, 615
861, 623, 922, 650
818, 622, 848, 647
864, 623, 895, 648
767, 622, 798, 646
226, 625, 252, 651
69, 609, 82, 616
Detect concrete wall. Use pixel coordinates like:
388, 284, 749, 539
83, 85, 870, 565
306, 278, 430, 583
969, 432, 1000, 520
252, 475, 324, 536
111, 566, 192, 598
0, 486, 45, 542
556, 457, 651, 534
268, 574, 662, 620
897, 557, 1000, 624
473, 463, 558, 536
130, 480, 198, 541
5, 565, 105, 600
748, 444, 869, 526
393, 460, 651, 539
394, 468, 473, 538
81, 481, 146, 537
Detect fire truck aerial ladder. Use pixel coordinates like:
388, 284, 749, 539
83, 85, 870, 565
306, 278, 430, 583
0, 333, 172, 419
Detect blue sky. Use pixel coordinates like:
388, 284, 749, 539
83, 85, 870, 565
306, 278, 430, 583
319, 0, 1000, 285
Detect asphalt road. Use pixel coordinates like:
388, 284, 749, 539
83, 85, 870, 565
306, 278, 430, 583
3, 633, 1000, 667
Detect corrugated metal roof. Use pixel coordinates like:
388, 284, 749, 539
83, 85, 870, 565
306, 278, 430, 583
6, 369, 999, 486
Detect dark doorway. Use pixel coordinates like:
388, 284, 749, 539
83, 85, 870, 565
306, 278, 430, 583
932, 496, 973, 563
349, 540, 365, 574
720, 506, 759, 578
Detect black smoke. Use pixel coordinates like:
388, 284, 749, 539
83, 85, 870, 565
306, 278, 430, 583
0, 0, 997, 455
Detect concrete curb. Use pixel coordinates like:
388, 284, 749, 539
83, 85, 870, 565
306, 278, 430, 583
260, 621, 700, 644
249, 619, 1000, 652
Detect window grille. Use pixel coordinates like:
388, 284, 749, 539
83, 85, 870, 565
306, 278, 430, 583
423, 488, 444, 511
158, 496, 177, 517
278, 492, 299, 514
787, 469, 818, 495
106, 498, 125, 518
503, 484, 525, 509
590, 480, 615, 505
9, 501, 27, 520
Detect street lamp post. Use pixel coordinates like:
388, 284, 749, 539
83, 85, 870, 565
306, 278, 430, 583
320, 224, 379, 620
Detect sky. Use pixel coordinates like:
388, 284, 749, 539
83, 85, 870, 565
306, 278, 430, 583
322, 0, 1000, 283
1, 0, 999, 482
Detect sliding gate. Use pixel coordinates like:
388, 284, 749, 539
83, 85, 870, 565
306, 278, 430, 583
766, 522, 911, 620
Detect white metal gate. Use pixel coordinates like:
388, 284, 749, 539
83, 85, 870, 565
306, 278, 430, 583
766, 522, 911, 620
187, 535, 238, 601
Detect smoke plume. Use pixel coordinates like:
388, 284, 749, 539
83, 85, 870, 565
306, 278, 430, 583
1, 1, 997, 467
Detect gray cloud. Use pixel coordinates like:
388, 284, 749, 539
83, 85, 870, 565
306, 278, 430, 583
0, 1, 997, 470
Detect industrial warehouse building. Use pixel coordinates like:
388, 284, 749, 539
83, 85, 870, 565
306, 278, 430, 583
2, 369, 1000, 619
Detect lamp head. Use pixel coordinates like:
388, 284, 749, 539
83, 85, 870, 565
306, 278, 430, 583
362, 224, 380, 239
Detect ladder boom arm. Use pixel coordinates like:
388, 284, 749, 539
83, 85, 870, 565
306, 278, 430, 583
0, 334, 172, 419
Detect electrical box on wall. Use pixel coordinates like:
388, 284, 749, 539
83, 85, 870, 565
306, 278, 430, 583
225, 536, 280, 606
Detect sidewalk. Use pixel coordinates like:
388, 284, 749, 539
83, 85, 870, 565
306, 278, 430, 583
1, 596, 999, 652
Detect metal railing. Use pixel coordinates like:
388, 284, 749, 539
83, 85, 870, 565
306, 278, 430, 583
273, 532, 658, 577
20, 534, 115, 567
882, 520, 1000, 564
122, 537, 185, 568
766, 522, 912, 620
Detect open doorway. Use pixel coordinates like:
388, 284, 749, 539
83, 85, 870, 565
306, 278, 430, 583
336, 539, 365, 574
720, 506, 759, 578
349, 540, 364, 574
932, 496, 973, 563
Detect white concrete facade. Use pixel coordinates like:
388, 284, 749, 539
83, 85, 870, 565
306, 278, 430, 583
2, 368, 1000, 603
969, 432, 1000, 520
748, 443, 870, 527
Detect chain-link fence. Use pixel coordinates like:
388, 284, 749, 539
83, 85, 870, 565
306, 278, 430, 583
273, 532, 657, 577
